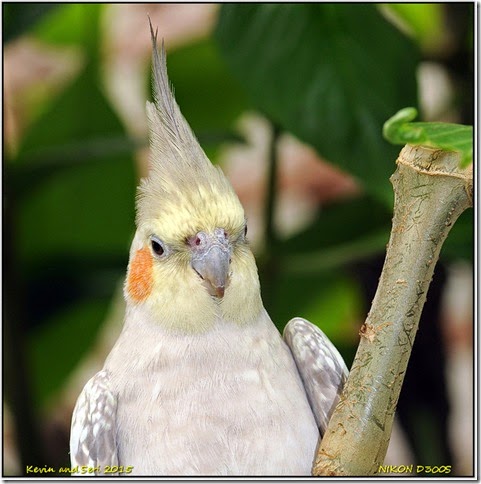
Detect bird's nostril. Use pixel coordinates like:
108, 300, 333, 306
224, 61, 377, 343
195, 236, 201, 246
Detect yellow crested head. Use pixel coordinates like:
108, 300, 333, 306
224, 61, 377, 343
124, 23, 263, 332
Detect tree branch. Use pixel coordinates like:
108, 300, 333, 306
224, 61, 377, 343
313, 144, 473, 475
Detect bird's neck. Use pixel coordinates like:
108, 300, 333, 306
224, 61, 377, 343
124, 285, 264, 334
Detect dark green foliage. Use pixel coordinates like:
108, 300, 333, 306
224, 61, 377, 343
215, 4, 419, 206
3, 3, 59, 42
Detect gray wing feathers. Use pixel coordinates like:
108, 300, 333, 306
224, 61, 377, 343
283, 317, 348, 435
70, 369, 118, 475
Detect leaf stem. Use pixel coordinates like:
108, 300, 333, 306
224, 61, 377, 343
282, 228, 390, 275
264, 123, 282, 250
259, 122, 282, 312
4, 188, 45, 474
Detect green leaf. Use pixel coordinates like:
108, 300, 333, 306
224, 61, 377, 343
265, 270, 360, 367
279, 195, 392, 255
17, 64, 116, 159
382, 4, 445, 53
441, 209, 473, 262
383, 107, 473, 167
215, 4, 419, 206
2, 3, 60, 42
261, 195, 392, 365
9, 45, 136, 403
282, 229, 389, 276
277, 195, 391, 275
32, 3, 103, 57
296, 275, 361, 342
28, 299, 110, 404
17, 157, 135, 263
300, 275, 360, 365
162, 38, 250, 160
8, 136, 143, 197
4, 5, 104, 147
15, 65, 136, 263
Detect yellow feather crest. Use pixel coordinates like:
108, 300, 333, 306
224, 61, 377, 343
136, 21, 245, 242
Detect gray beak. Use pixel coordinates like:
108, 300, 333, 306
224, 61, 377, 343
190, 228, 231, 299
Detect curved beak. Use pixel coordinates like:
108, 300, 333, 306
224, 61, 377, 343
190, 229, 231, 299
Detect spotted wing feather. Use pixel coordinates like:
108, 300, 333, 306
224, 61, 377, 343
283, 317, 348, 435
70, 369, 118, 475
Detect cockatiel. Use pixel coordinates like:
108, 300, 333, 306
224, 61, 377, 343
70, 23, 348, 476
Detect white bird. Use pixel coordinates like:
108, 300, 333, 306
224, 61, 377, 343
69, 22, 348, 476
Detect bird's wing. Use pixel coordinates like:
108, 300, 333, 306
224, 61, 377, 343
70, 369, 118, 475
283, 317, 348, 435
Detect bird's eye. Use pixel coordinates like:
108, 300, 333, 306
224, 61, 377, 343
244, 224, 248, 238
150, 236, 165, 257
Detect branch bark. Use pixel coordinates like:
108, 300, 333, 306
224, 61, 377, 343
313, 144, 473, 476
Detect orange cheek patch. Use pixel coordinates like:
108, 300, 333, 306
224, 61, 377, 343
127, 247, 153, 302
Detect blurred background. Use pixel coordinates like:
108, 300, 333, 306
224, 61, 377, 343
3, 3, 474, 477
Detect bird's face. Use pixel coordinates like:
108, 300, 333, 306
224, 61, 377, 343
125, 32, 264, 332
124, 192, 262, 332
